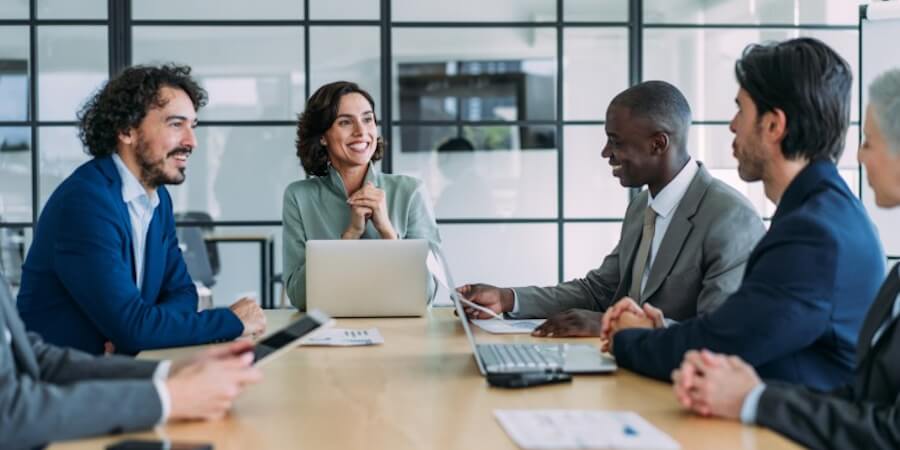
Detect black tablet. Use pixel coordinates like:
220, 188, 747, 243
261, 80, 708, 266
253, 309, 333, 366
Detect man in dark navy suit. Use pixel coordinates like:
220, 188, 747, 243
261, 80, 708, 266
602, 38, 885, 391
670, 67, 900, 450
16, 64, 266, 355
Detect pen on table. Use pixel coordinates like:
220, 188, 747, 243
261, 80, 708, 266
623, 424, 638, 436
459, 297, 505, 321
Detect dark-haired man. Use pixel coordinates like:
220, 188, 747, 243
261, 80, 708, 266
605, 38, 885, 391
16, 64, 266, 355
458, 81, 765, 336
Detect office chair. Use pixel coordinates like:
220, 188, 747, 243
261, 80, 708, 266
174, 211, 220, 277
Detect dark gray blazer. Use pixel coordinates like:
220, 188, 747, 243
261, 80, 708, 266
0, 274, 162, 450
511, 162, 765, 320
757, 263, 900, 450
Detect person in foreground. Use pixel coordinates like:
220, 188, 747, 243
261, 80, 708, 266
16, 64, 266, 355
457, 81, 764, 336
282, 81, 441, 310
671, 68, 900, 450
0, 271, 262, 450
602, 38, 885, 391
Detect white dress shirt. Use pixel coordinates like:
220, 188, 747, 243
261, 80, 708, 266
111, 154, 160, 291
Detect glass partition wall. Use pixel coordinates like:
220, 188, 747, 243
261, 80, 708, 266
2, 0, 882, 305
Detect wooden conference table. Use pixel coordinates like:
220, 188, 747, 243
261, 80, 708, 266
50, 309, 799, 450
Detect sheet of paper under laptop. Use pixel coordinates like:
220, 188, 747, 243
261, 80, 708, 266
471, 319, 546, 334
494, 409, 681, 449
299, 328, 384, 346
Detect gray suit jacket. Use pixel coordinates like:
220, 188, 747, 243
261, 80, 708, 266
0, 274, 162, 450
512, 162, 765, 320
756, 263, 900, 449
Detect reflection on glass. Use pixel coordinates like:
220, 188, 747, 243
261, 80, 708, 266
0, 27, 29, 121
563, 28, 628, 120
643, 28, 858, 121
393, 0, 555, 22
439, 223, 558, 287
0, 0, 27, 19
38, 127, 88, 213
644, 0, 862, 25
133, 0, 303, 20
564, 0, 629, 22
133, 27, 305, 121
393, 126, 557, 219
563, 126, 630, 218
393, 28, 557, 121
310, 0, 378, 20
166, 127, 301, 221
310, 27, 381, 111
564, 223, 622, 280
0, 127, 31, 222
38, 26, 108, 121
38, 0, 107, 19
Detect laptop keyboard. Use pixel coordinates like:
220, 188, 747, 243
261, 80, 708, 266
478, 343, 562, 372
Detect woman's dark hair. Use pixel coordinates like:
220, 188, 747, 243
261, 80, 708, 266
296, 81, 384, 177
735, 37, 852, 162
77, 64, 208, 157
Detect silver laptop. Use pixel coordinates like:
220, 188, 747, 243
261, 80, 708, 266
306, 239, 429, 317
430, 244, 617, 375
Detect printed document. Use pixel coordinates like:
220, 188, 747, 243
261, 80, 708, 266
494, 409, 680, 449
300, 328, 384, 346
472, 319, 546, 334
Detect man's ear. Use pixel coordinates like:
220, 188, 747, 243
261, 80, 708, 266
650, 132, 670, 155
763, 108, 788, 145
118, 128, 135, 146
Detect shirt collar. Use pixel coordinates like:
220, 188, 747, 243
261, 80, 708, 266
325, 161, 380, 197
111, 153, 159, 209
648, 158, 698, 219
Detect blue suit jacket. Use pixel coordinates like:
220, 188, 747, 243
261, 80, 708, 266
613, 160, 885, 391
16, 156, 243, 355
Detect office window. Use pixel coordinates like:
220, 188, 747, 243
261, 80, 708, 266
440, 223, 558, 287
133, 27, 306, 122
644, 0, 859, 25
392, 0, 556, 22
165, 126, 301, 222
564, 223, 622, 281
0, 27, 29, 122
37, 26, 108, 121
309, 26, 381, 109
310, 0, 379, 20
132, 0, 304, 20
564, 126, 630, 218
0, 127, 32, 222
643, 28, 858, 122
38, 0, 106, 19
37, 127, 88, 213
563, 28, 629, 121
564, 0, 629, 22
0, 0, 27, 19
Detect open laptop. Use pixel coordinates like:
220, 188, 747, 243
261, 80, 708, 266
306, 239, 429, 317
430, 245, 616, 375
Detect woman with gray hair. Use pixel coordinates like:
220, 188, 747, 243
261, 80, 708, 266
667, 68, 900, 449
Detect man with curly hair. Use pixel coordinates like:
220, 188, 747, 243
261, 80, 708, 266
15, 64, 266, 355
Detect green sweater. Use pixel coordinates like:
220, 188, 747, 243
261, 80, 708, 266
282, 163, 441, 310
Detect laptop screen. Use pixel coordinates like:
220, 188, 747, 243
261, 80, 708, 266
427, 243, 488, 375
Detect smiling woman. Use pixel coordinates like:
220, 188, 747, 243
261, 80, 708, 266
281, 81, 442, 311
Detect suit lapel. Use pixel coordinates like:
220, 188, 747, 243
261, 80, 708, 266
857, 264, 900, 364
96, 157, 137, 283
140, 208, 164, 302
641, 165, 711, 302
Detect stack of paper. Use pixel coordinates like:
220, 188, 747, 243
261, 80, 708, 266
300, 328, 384, 346
494, 409, 680, 449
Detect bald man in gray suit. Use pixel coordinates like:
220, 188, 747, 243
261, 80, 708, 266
458, 81, 765, 337
0, 272, 261, 450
